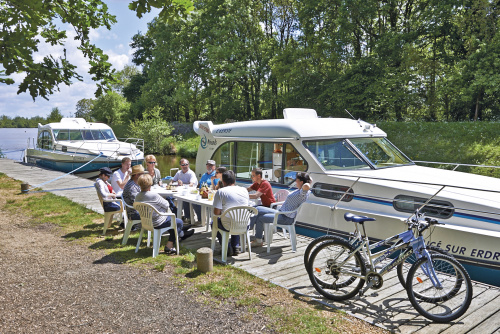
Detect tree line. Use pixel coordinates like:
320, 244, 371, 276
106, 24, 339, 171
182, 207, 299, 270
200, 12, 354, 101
0, 108, 63, 128
118, 0, 500, 123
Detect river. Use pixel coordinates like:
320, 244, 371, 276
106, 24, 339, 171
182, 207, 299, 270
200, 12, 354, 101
0, 128, 196, 176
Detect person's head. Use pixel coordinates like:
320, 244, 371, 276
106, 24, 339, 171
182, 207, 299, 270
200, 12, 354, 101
251, 168, 263, 183
180, 158, 190, 172
295, 172, 312, 187
98, 167, 113, 180
145, 154, 157, 171
221, 170, 236, 186
131, 164, 145, 181
215, 166, 227, 178
121, 157, 132, 171
206, 159, 216, 173
137, 174, 153, 192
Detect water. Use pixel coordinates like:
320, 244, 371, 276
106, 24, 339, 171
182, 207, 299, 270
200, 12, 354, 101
0, 127, 196, 176
0, 128, 38, 161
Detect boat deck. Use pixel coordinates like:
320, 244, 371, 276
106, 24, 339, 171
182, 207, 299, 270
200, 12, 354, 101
1, 158, 499, 333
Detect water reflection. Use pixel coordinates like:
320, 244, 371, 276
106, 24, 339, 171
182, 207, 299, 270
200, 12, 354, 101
155, 155, 197, 177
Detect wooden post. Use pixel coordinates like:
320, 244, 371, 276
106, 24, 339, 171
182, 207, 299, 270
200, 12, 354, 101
21, 183, 29, 193
196, 247, 213, 273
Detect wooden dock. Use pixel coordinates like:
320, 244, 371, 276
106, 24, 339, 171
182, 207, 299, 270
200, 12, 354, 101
1, 158, 499, 334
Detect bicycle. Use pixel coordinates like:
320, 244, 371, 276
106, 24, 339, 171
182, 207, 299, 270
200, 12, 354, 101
306, 211, 472, 322
304, 211, 449, 288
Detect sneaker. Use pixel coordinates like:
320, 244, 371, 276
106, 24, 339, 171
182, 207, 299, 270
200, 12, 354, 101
180, 229, 195, 240
130, 224, 141, 232
193, 221, 203, 227
118, 222, 125, 229
182, 224, 193, 231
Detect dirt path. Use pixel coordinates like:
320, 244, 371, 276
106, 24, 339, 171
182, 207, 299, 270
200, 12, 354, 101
0, 210, 273, 333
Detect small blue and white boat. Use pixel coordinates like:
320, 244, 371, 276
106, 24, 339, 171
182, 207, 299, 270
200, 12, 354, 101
26, 118, 144, 175
193, 108, 500, 286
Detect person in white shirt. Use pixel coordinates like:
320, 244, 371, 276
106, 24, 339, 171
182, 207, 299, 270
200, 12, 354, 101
172, 158, 198, 221
110, 157, 132, 197
94, 167, 120, 212
212, 170, 250, 256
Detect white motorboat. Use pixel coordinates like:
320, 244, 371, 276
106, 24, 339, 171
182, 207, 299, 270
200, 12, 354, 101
26, 118, 144, 175
193, 109, 500, 286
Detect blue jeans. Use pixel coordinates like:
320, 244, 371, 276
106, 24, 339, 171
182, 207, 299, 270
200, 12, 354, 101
155, 216, 184, 242
103, 201, 121, 212
183, 203, 201, 222
213, 218, 241, 249
249, 206, 294, 240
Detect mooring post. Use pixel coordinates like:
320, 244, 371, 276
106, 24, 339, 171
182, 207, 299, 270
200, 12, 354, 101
196, 247, 213, 273
21, 183, 29, 193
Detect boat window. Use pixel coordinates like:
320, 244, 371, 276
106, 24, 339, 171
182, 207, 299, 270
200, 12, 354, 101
211, 142, 235, 171
393, 195, 454, 219
69, 130, 83, 140
91, 130, 105, 140
304, 139, 369, 170
82, 130, 94, 140
311, 183, 354, 202
349, 138, 412, 168
304, 137, 412, 170
37, 130, 52, 150
210, 141, 307, 185
56, 130, 69, 141
101, 129, 116, 140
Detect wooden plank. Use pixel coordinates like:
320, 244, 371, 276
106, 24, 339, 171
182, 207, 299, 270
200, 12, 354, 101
466, 308, 500, 334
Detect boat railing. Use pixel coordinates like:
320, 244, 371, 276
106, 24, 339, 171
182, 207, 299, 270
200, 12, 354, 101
67, 138, 144, 163
311, 170, 500, 223
414, 160, 500, 172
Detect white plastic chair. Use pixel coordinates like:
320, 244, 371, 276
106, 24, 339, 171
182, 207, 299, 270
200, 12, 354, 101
271, 189, 290, 209
264, 204, 303, 254
120, 194, 144, 246
211, 206, 258, 263
95, 188, 124, 235
133, 202, 179, 257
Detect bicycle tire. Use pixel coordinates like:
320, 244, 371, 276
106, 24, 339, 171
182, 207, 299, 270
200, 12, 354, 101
304, 235, 344, 274
307, 238, 366, 301
406, 254, 472, 323
396, 245, 449, 288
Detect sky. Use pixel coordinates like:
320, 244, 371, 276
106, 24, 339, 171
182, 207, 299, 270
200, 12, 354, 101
0, 1, 160, 119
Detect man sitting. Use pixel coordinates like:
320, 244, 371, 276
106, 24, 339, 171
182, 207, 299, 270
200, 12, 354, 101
192, 159, 217, 225
122, 164, 145, 231
172, 158, 198, 222
247, 168, 276, 208
212, 170, 250, 256
110, 157, 132, 197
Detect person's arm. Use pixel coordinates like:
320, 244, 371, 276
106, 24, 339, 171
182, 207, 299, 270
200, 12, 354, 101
249, 190, 263, 199
189, 171, 198, 187
302, 183, 311, 191
116, 170, 131, 189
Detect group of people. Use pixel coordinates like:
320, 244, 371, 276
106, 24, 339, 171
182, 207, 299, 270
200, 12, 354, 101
95, 156, 312, 257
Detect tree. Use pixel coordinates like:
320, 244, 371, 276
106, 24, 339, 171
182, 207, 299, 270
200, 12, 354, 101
46, 107, 63, 123
0, 0, 194, 101
112, 65, 141, 93
75, 98, 95, 121
127, 106, 174, 154
91, 91, 129, 125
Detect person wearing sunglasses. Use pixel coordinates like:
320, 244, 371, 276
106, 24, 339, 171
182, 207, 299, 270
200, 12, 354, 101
145, 154, 162, 186
249, 172, 312, 247
211, 166, 227, 190
171, 158, 198, 222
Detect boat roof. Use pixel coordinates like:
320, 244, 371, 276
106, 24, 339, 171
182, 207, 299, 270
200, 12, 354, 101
194, 109, 386, 139
38, 118, 112, 130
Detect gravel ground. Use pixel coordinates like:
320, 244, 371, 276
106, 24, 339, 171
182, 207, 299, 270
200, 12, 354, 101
0, 210, 273, 333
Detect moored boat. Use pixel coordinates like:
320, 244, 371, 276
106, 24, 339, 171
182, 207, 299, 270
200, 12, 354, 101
26, 118, 144, 175
193, 109, 500, 286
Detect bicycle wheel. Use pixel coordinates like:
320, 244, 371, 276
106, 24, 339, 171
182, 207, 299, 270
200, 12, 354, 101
304, 235, 344, 274
307, 238, 366, 301
407, 254, 472, 322
397, 245, 448, 288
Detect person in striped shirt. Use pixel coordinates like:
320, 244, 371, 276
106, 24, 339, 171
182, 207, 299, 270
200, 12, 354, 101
249, 172, 312, 247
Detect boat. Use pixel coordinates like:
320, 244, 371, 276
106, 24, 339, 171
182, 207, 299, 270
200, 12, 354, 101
193, 108, 500, 286
25, 118, 144, 175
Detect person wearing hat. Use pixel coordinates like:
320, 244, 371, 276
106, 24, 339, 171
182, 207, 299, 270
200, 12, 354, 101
122, 164, 146, 222
95, 167, 120, 212
190, 159, 217, 225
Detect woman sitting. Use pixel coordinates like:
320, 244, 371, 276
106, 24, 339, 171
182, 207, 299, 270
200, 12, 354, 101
145, 154, 162, 186
94, 167, 120, 212
210, 166, 227, 190
249, 172, 312, 247
135, 174, 194, 254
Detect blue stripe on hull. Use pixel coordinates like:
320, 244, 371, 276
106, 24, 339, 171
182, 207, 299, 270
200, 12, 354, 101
34, 158, 143, 174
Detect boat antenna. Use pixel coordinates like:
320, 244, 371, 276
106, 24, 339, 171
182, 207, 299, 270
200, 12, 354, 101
344, 109, 355, 120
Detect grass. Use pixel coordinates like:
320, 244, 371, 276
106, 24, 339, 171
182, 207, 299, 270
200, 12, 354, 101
379, 121, 500, 177
0, 173, 362, 334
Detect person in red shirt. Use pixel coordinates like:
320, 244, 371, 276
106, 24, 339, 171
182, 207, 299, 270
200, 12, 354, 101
247, 168, 276, 207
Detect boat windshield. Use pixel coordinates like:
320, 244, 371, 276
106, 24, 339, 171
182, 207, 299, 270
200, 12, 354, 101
54, 129, 116, 141
303, 137, 412, 170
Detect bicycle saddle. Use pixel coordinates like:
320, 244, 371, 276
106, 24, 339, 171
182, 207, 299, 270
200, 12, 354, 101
344, 212, 376, 224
